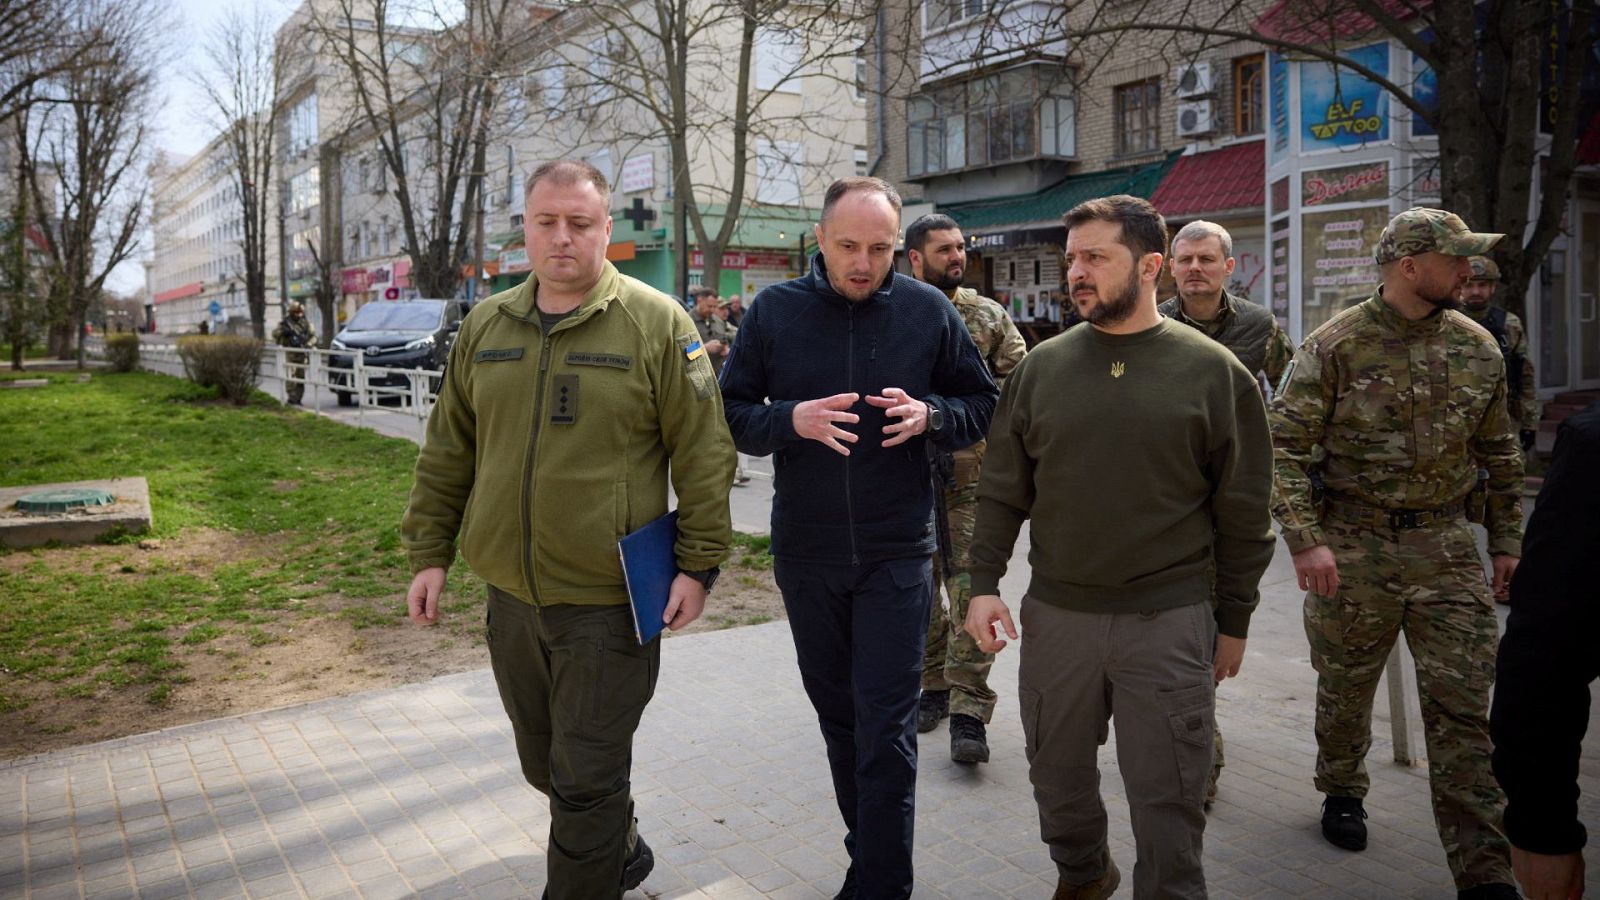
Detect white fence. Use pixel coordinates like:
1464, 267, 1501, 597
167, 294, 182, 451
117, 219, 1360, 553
85, 337, 445, 423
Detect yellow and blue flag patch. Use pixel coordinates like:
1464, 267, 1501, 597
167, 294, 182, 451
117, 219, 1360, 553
684, 340, 706, 362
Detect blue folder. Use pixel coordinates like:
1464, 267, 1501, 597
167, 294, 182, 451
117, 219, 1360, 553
618, 510, 679, 645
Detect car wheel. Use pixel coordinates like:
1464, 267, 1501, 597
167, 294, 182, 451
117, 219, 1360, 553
336, 390, 355, 407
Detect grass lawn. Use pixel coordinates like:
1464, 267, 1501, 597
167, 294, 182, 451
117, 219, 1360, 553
0, 369, 780, 756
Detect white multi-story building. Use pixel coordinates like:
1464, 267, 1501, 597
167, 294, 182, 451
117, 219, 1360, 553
147, 140, 282, 335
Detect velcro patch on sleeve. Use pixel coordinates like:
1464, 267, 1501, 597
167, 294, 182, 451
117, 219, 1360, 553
474, 348, 525, 363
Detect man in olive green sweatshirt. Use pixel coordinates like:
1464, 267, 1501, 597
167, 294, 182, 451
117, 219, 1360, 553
966, 195, 1274, 900
400, 160, 736, 900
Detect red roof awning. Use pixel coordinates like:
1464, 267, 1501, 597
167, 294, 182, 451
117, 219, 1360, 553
1254, 0, 1431, 44
1150, 142, 1266, 219
154, 282, 204, 304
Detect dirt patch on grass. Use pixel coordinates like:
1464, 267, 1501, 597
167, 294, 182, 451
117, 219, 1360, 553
0, 529, 785, 760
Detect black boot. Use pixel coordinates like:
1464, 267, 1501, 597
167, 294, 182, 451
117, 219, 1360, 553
1320, 795, 1367, 851
833, 864, 857, 899
950, 713, 989, 764
916, 689, 948, 733
621, 834, 654, 891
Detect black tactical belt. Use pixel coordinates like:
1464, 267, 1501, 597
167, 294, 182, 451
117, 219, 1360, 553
1324, 497, 1466, 530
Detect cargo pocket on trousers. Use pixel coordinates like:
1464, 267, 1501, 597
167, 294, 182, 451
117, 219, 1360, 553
1160, 682, 1214, 807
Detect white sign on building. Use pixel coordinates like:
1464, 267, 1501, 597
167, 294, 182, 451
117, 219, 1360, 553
621, 153, 654, 193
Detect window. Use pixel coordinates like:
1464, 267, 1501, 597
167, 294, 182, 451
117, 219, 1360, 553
905, 63, 1073, 177
589, 38, 612, 103
755, 27, 803, 93
542, 67, 567, 114
926, 0, 987, 32
754, 140, 804, 205
1234, 54, 1264, 136
361, 220, 373, 259
854, 48, 869, 101
286, 93, 319, 155
589, 149, 614, 189
1115, 78, 1160, 156
348, 223, 360, 259
380, 216, 391, 255
289, 166, 320, 214
854, 146, 869, 176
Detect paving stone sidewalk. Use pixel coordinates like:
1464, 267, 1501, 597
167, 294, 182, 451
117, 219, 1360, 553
4, 535, 1597, 899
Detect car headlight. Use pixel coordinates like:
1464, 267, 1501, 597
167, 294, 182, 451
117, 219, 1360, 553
330, 339, 348, 350
403, 336, 435, 352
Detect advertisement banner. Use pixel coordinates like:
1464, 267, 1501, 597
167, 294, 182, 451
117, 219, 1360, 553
341, 268, 371, 295
1270, 52, 1290, 157
1300, 206, 1389, 333
1302, 160, 1390, 207
1300, 42, 1389, 150
621, 153, 654, 193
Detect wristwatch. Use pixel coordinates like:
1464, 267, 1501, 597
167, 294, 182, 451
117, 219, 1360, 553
925, 404, 944, 435
681, 567, 720, 592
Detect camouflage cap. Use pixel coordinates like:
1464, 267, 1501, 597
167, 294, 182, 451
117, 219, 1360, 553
287, 301, 306, 315
1467, 256, 1501, 281
1373, 207, 1503, 264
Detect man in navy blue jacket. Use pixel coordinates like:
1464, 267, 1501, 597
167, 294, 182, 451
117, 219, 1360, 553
720, 177, 998, 900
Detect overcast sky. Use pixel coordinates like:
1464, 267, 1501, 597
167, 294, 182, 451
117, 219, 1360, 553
107, 0, 295, 295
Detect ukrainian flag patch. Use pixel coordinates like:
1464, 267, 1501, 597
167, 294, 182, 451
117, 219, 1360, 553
684, 341, 706, 361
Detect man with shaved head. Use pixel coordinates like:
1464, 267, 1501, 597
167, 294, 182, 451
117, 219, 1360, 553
720, 177, 998, 899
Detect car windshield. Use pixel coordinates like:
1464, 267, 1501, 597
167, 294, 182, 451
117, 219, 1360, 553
345, 302, 442, 332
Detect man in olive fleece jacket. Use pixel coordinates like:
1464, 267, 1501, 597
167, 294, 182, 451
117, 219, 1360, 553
966, 195, 1274, 900
401, 161, 734, 900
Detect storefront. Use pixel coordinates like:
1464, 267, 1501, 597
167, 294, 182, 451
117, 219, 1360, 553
941, 154, 1178, 344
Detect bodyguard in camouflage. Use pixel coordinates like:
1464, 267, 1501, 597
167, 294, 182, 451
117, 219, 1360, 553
401, 160, 735, 900
1458, 256, 1539, 452
1158, 220, 1293, 808
1270, 208, 1523, 900
690, 287, 734, 375
271, 301, 315, 405
904, 214, 1027, 765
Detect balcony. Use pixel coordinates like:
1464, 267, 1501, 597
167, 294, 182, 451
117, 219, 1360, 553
906, 62, 1076, 182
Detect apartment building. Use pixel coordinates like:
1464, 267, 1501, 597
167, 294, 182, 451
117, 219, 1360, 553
871, 0, 1273, 341
488, 0, 870, 299
146, 142, 283, 335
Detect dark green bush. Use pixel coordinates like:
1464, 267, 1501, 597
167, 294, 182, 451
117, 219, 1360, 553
177, 335, 263, 405
104, 333, 141, 372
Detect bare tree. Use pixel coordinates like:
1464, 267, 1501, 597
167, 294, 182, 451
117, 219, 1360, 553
20, 0, 162, 367
2, 122, 48, 370
0, 0, 111, 127
192, 4, 284, 340
536, 0, 872, 298
300, 0, 533, 300
936, 0, 1599, 323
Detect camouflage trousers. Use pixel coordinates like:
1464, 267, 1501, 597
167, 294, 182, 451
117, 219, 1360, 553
923, 445, 997, 722
1303, 516, 1511, 889
283, 351, 308, 403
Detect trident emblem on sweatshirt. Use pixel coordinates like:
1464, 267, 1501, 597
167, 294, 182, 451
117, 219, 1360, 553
1110, 361, 1126, 378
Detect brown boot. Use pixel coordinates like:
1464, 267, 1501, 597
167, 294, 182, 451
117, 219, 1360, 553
1051, 851, 1121, 900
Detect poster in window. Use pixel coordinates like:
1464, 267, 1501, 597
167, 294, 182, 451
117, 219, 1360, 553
1300, 206, 1388, 333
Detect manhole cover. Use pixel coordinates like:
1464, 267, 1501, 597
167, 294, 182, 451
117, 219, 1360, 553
15, 488, 116, 514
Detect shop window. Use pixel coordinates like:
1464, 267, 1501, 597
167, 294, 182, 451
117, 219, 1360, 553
1234, 55, 1264, 136
1115, 78, 1160, 156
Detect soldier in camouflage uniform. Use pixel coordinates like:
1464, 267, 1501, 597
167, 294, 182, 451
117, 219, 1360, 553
1459, 256, 1539, 453
1159, 220, 1293, 809
904, 214, 1027, 765
1270, 208, 1523, 900
272, 301, 316, 405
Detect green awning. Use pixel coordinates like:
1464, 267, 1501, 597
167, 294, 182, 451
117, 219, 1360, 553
940, 152, 1182, 232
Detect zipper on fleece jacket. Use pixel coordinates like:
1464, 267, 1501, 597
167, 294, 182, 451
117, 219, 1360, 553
521, 330, 555, 601
845, 305, 860, 566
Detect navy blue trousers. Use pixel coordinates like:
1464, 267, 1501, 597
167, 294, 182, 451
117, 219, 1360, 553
774, 556, 934, 900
